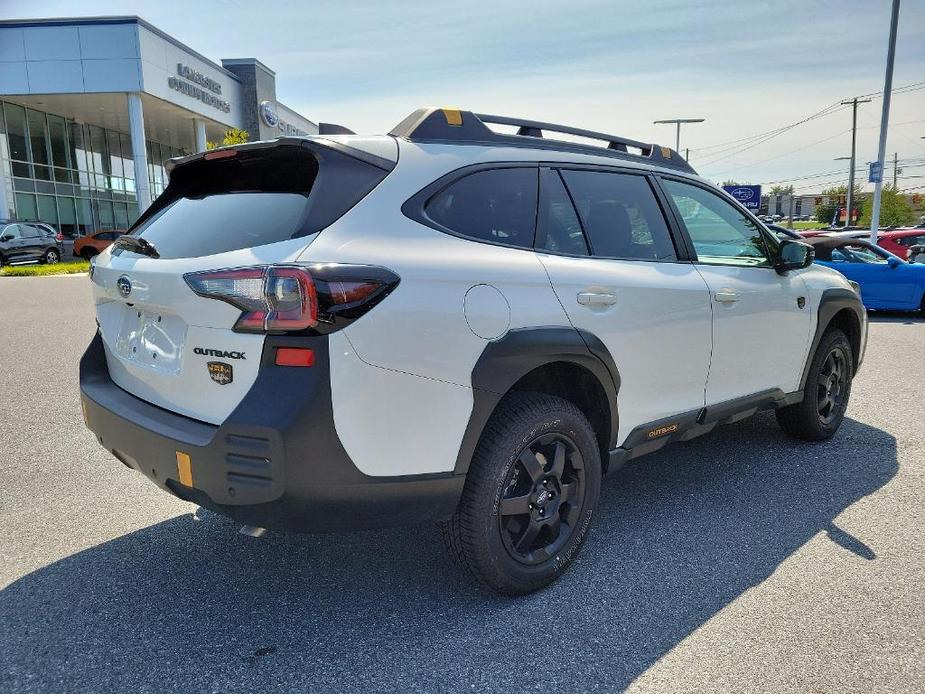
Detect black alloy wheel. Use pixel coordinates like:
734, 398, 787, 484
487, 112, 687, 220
816, 348, 848, 426
498, 433, 585, 565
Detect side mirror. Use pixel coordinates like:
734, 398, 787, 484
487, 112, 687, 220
887, 256, 901, 268
0, 235, 11, 242
776, 240, 814, 275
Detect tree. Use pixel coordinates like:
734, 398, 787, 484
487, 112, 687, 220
206, 128, 249, 150
721, 179, 739, 187
857, 184, 916, 228
813, 184, 863, 224
769, 184, 794, 195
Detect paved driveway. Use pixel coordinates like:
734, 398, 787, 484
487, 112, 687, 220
1, 276, 922, 693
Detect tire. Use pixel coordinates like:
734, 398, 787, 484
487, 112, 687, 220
442, 391, 602, 595
43, 248, 60, 264
81, 248, 97, 260
776, 328, 853, 441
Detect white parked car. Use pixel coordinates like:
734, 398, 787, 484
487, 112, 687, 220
80, 108, 867, 594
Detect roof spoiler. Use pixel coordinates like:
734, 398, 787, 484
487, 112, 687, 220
318, 122, 356, 135
389, 107, 696, 174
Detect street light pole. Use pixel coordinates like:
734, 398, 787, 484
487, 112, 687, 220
870, 0, 901, 242
653, 118, 705, 154
840, 97, 871, 227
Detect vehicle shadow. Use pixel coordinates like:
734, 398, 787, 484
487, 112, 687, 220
866, 309, 924, 324
0, 414, 896, 693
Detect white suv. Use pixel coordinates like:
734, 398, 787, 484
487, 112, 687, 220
80, 108, 866, 595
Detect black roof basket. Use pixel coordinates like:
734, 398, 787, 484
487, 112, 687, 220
389, 107, 696, 174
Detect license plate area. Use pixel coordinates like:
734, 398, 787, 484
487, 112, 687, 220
114, 306, 187, 375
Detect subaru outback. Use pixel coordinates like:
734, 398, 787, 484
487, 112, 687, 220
80, 108, 866, 595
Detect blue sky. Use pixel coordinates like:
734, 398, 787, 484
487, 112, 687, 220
5, 0, 925, 190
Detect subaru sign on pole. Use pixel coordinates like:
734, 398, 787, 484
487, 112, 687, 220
868, 161, 883, 184
722, 184, 762, 211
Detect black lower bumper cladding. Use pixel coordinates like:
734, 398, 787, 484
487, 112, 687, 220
79, 332, 464, 532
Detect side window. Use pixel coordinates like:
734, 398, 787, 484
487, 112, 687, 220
97, 232, 115, 241
1, 225, 21, 239
425, 167, 537, 249
559, 170, 677, 261
830, 248, 848, 262
21, 225, 41, 238
663, 179, 772, 267
536, 169, 588, 255
844, 244, 888, 264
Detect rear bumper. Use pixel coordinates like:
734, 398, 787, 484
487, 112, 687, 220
79, 332, 464, 532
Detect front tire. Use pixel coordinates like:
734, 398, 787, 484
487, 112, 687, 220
776, 328, 853, 441
443, 392, 602, 595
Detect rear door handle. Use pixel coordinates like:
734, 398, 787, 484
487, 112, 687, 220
714, 289, 740, 304
577, 291, 618, 307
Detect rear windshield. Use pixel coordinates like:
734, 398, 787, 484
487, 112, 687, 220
124, 143, 389, 259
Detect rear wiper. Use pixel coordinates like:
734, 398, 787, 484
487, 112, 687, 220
114, 235, 160, 259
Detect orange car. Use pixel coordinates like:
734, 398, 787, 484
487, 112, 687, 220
73, 230, 126, 259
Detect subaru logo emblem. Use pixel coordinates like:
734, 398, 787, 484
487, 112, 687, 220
259, 100, 279, 128
731, 187, 755, 202
117, 275, 132, 298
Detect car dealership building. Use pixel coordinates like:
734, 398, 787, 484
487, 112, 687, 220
0, 16, 318, 240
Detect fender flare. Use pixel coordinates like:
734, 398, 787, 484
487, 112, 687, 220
800, 287, 866, 390
453, 326, 620, 475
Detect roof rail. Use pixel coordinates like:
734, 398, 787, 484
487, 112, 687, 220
388, 107, 696, 174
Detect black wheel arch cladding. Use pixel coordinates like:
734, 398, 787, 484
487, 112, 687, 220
454, 326, 620, 475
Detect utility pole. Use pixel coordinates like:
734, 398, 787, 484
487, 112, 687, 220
653, 118, 705, 153
840, 96, 872, 227
870, 0, 901, 242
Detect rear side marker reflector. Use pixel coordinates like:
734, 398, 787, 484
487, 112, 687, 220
176, 452, 194, 487
275, 348, 315, 367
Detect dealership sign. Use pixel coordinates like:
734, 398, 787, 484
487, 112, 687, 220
722, 184, 762, 210
259, 100, 309, 136
168, 63, 231, 113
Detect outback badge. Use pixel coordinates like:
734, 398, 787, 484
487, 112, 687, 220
207, 361, 233, 385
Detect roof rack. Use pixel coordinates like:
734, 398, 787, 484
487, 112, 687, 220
388, 107, 696, 174
318, 122, 356, 135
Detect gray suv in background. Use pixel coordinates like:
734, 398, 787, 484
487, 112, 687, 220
0, 221, 64, 266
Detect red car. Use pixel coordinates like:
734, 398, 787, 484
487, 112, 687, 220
876, 228, 925, 260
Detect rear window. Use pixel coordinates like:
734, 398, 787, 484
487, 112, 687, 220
125, 143, 389, 259
424, 167, 537, 249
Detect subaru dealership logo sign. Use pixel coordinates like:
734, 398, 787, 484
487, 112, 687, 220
722, 184, 762, 210
259, 100, 279, 128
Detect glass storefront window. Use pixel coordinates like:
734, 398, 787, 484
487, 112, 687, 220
113, 202, 129, 230
48, 115, 72, 183
26, 109, 51, 181
106, 130, 123, 189
120, 132, 134, 180
4, 103, 31, 178
56, 196, 78, 238
36, 194, 58, 229
14, 192, 37, 220
97, 199, 114, 230
75, 197, 92, 235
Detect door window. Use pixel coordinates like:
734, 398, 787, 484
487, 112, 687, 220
425, 167, 537, 249
663, 179, 772, 267
559, 170, 676, 261
536, 169, 588, 255
20, 224, 41, 239
1, 225, 21, 240
842, 244, 889, 264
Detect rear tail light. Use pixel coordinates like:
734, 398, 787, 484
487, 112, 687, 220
184, 264, 399, 334
56, 232, 64, 241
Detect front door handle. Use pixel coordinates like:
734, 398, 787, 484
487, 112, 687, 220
714, 289, 740, 304
577, 291, 618, 307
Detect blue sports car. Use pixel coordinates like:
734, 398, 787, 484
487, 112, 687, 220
806, 236, 925, 312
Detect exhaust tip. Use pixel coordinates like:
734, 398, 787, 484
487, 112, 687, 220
239, 525, 267, 538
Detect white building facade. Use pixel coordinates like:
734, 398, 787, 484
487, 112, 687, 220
0, 16, 317, 239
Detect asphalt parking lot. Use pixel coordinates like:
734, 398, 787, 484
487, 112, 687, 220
1, 275, 923, 693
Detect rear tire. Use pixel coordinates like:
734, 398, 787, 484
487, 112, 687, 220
43, 249, 60, 264
443, 392, 602, 595
81, 249, 97, 260
776, 329, 853, 441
